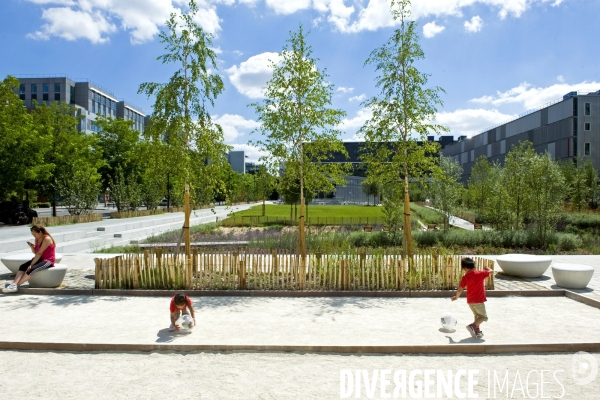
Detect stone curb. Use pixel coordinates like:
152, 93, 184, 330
0, 341, 599, 355
15, 288, 566, 298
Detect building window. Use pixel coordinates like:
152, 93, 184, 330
585, 123, 591, 131
54, 92, 60, 101
585, 103, 591, 116
31, 83, 37, 93
43, 93, 49, 101
19, 84, 25, 101
43, 83, 49, 93
585, 143, 591, 156
81, 117, 86, 132
55, 83, 60, 93
31, 93, 37, 102
70, 86, 75, 104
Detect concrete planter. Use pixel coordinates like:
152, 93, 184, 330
1, 253, 64, 274
551, 263, 594, 289
496, 254, 552, 278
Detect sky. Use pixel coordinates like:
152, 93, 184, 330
1, 0, 600, 162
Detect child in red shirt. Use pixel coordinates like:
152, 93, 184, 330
451, 257, 491, 338
169, 293, 196, 332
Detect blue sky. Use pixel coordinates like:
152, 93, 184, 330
2, 0, 599, 162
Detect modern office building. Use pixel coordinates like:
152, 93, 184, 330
227, 150, 247, 174
15, 75, 147, 134
310, 136, 460, 204
442, 90, 600, 181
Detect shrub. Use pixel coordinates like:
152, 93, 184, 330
556, 233, 583, 251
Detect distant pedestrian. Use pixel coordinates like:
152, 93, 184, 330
3, 225, 56, 293
451, 257, 492, 338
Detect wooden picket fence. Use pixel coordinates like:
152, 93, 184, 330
110, 209, 165, 219
94, 249, 494, 291
221, 216, 387, 227
33, 213, 103, 227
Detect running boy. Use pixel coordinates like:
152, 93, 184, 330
451, 257, 492, 338
169, 293, 196, 332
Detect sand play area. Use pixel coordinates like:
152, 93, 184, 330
0, 294, 599, 347
1, 294, 600, 399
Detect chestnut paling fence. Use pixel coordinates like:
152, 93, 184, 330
220, 215, 387, 227
94, 249, 494, 291
33, 213, 103, 227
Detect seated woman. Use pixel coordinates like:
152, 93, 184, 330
3, 225, 56, 293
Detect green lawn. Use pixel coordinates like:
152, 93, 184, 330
223, 204, 385, 226
230, 204, 385, 218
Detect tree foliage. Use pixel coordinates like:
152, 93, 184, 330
429, 156, 464, 232
360, 0, 447, 255
251, 25, 348, 255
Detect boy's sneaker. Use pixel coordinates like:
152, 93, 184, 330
476, 331, 484, 338
2, 284, 18, 293
466, 324, 477, 338
169, 324, 175, 332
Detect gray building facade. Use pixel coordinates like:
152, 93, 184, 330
16, 75, 147, 135
442, 90, 600, 181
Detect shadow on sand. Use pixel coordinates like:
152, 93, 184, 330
156, 328, 192, 343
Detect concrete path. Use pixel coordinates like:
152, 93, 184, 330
0, 203, 257, 254
425, 206, 491, 231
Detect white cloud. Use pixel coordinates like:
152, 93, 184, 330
226, 52, 280, 99
228, 143, 268, 164
259, 0, 565, 34
337, 86, 354, 94
339, 108, 372, 132
435, 108, 515, 137
422, 21, 445, 38
265, 0, 311, 14
349, 94, 366, 102
213, 113, 261, 142
557, 75, 564, 83
24, 0, 236, 44
471, 80, 600, 110
464, 15, 483, 32
469, 95, 494, 104
27, 7, 116, 43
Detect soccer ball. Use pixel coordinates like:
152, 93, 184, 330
177, 315, 194, 330
440, 312, 457, 330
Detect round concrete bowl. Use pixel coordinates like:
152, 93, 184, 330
551, 263, 594, 289
495, 254, 552, 278
27, 264, 68, 288
1, 253, 64, 274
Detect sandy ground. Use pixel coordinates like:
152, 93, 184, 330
0, 351, 598, 399
1, 295, 599, 346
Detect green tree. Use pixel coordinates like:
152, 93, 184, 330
139, 0, 227, 256
255, 165, 276, 216
57, 163, 101, 215
502, 141, 535, 230
361, 180, 381, 206
485, 162, 511, 230
360, 0, 447, 257
251, 25, 348, 258
558, 159, 587, 212
429, 156, 464, 232
381, 183, 403, 241
31, 101, 101, 216
527, 152, 567, 245
583, 160, 599, 209
467, 156, 493, 214
94, 116, 140, 191
0, 76, 38, 200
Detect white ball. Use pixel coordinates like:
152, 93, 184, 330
441, 312, 457, 330
180, 314, 194, 330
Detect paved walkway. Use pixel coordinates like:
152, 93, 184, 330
0, 203, 257, 253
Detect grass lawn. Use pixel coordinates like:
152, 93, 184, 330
229, 204, 385, 218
